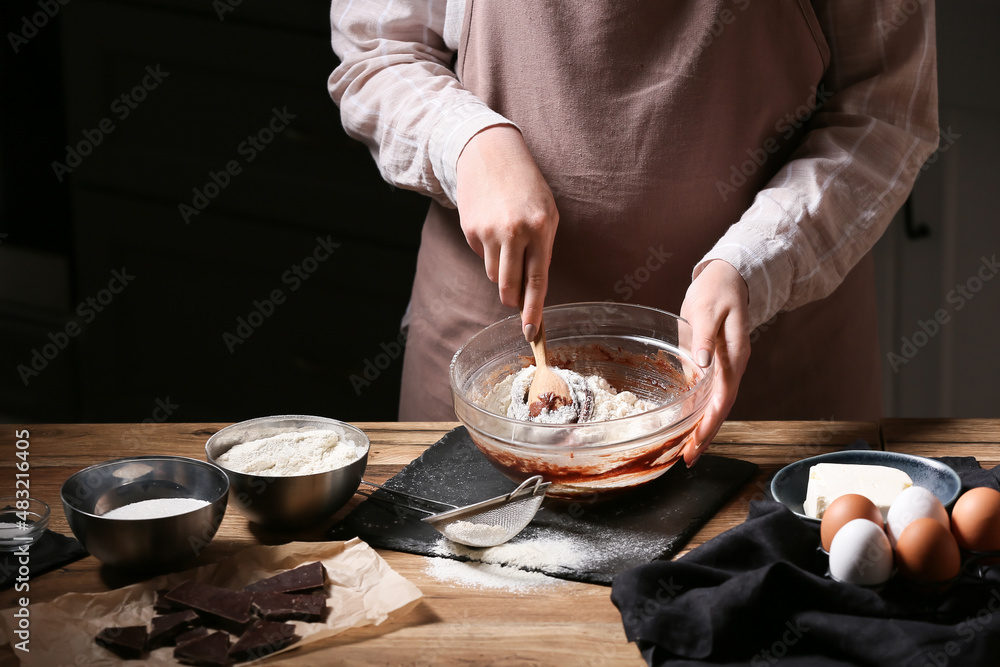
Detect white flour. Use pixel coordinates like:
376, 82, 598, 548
431, 535, 586, 575
498, 366, 659, 423
442, 520, 510, 545
215, 429, 367, 476
425, 558, 570, 593
101, 498, 209, 519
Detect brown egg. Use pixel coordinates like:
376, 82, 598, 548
820, 493, 884, 552
950, 487, 1000, 552
895, 517, 961, 583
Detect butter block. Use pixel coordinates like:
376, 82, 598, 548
803, 463, 913, 520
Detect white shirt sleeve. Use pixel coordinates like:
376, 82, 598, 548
695, 0, 940, 329
328, 0, 512, 207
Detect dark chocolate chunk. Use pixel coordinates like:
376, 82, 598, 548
176, 626, 210, 646
251, 591, 327, 622
174, 630, 231, 667
154, 588, 183, 613
148, 609, 201, 648
243, 562, 327, 594
228, 619, 298, 662
95, 625, 148, 659
165, 581, 253, 633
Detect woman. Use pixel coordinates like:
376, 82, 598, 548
329, 1, 938, 465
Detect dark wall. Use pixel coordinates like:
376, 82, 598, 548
0, 0, 429, 423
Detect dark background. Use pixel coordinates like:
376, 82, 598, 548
1, 0, 430, 424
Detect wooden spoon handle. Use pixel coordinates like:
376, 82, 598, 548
527, 315, 549, 371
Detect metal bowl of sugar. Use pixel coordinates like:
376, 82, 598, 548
61, 456, 229, 571
205, 415, 370, 530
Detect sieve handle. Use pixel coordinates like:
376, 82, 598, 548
357, 479, 459, 514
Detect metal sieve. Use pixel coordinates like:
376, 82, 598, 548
356, 475, 550, 548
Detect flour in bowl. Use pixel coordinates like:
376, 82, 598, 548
496, 366, 659, 424
215, 429, 367, 476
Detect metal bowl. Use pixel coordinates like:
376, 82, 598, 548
205, 415, 370, 529
451, 302, 714, 497
61, 456, 229, 571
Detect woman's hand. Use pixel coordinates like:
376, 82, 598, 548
679, 260, 752, 467
456, 125, 559, 341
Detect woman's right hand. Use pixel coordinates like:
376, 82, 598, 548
455, 125, 559, 342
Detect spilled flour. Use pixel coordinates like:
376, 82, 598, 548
430, 535, 586, 576
425, 558, 570, 593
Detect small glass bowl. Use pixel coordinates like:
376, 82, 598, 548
0, 498, 50, 552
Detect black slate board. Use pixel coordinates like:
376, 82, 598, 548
331, 427, 757, 585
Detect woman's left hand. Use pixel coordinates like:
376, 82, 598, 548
679, 260, 752, 467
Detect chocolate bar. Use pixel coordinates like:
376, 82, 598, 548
94, 625, 148, 659
243, 562, 326, 594
174, 630, 231, 667
148, 609, 201, 648
251, 591, 327, 622
165, 581, 253, 633
228, 619, 299, 662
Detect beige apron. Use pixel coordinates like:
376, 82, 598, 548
399, 0, 882, 423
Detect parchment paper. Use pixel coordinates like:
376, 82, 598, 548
0, 538, 422, 666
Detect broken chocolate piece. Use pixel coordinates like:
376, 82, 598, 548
165, 580, 253, 633
228, 619, 299, 662
174, 630, 231, 667
154, 588, 183, 613
251, 591, 327, 622
176, 626, 210, 646
148, 609, 201, 648
243, 562, 327, 594
95, 625, 148, 659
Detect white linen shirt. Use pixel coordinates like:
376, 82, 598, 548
328, 0, 939, 330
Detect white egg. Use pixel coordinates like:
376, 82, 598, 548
886, 486, 949, 547
828, 518, 893, 586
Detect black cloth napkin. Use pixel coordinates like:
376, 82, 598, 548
0, 530, 88, 590
610, 460, 1000, 667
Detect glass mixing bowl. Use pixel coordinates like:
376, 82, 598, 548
450, 302, 714, 497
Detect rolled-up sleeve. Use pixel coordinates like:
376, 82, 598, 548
696, 0, 939, 330
329, 0, 512, 207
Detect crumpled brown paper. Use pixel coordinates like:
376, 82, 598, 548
0, 538, 422, 666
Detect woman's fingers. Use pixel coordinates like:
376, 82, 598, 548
679, 260, 751, 467
456, 125, 559, 340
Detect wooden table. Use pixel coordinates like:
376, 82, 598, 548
0, 420, 995, 665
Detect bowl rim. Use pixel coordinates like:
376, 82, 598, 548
770, 449, 963, 523
60, 455, 230, 519
449, 301, 715, 436
204, 414, 372, 478
0, 496, 51, 526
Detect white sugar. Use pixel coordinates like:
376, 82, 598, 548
101, 498, 210, 520
425, 557, 569, 593
215, 429, 368, 476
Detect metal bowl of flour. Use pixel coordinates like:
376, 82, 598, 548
205, 415, 370, 529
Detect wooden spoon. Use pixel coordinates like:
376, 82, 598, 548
520, 312, 573, 416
